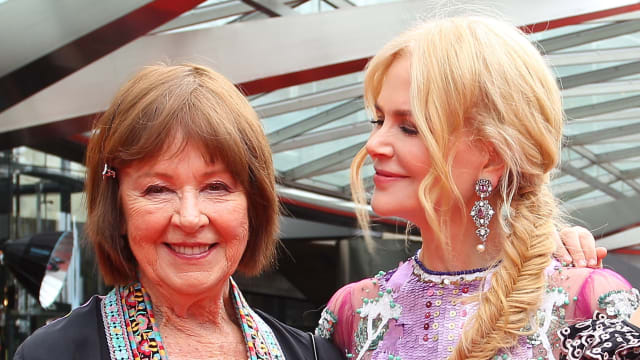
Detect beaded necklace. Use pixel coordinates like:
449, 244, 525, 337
412, 250, 498, 285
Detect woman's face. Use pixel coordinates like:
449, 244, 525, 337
367, 56, 430, 224
118, 140, 249, 297
367, 56, 489, 226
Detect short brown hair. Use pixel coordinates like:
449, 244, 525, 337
85, 63, 279, 285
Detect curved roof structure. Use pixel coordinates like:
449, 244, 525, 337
2, 0, 640, 250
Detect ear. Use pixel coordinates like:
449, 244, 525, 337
479, 142, 505, 188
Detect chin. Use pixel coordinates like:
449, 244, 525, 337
372, 197, 422, 225
371, 198, 399, 218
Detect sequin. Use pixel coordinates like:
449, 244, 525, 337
598, 288, 640, 319
325, 254, 640, 360
316, 308, 337, 339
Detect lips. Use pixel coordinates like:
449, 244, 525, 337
374, 168, 407, 178
373, 168, 408, 187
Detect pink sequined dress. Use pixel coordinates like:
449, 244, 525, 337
315, 253, 640, 360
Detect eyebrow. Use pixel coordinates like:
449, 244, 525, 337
374, 104, 412, 117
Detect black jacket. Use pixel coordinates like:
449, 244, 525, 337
15, 296, 344, 360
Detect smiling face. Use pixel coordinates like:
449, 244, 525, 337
118, 139, 249, 297
366, 55, 431, 224
367, 55, 493, 227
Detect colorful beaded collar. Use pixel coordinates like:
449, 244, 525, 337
101, 279, 285, 360
412, 250, 499, 285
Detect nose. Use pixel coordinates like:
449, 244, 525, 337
366, 126, 393, 159
173, 190, 208, 233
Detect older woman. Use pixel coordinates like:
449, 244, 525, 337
316, 16, 640, 360
15, 63, 342, 360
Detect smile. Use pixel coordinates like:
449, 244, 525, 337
166, 244, 216, 256
374, 168, 407, 178
373, 168, 408, 187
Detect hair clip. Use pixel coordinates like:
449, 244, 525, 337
102, 163, 116, 179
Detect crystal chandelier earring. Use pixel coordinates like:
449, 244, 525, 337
470, 179, 494, 253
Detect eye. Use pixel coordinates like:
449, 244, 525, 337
143, 184, 171, 195
202, 181, 230, 193
400, 124, 419, 136
370, 118, 384, 127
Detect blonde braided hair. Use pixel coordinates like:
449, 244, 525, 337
351, 16, 564, 358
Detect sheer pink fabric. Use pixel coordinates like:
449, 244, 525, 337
321, 259, 638, 360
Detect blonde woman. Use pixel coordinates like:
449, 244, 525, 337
315, 16, 640, 360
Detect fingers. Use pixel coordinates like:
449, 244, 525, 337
552, 229, 573, 265
558, 226, 597, 268
559, 227, 584, 266
595, 247, 607, 268
577, 226, 598, 267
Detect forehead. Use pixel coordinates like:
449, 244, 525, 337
377, 55, 412, 110
123, 137, 217, 171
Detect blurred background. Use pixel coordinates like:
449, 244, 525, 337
1, 0, 640, 358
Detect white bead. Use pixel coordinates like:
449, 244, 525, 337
476, 244, 486, 253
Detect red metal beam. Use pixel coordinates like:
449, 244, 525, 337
521, 3, 640, 33
238, 58, 369, 96
4, 2, 640, 166
611, 248, 640, 256
239, 3, 640, 96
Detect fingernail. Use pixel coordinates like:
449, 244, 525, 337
579, 260, 587, 267
588, 259, 596, 266
564, 257, 572, 263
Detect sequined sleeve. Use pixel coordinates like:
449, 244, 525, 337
315, 278, 379, 357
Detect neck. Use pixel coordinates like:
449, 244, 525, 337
416, 207, 503, 272
138, 274, 236, 330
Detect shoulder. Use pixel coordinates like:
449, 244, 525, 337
549, 265, 639, 320
252, 308, 344, 360
325, 277, 381, 326
324, 263, 410, 318
330, 277, 380, 307
15, 296, 107, 360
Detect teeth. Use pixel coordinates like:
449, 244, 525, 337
170, 244, 211, 255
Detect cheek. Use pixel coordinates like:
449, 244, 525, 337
123, 197, 173, 239
405, 142, 432, 180
208, 197, 249, 258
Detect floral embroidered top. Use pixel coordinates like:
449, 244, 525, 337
315, 253, 640, 360
102, 278, 285, 360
